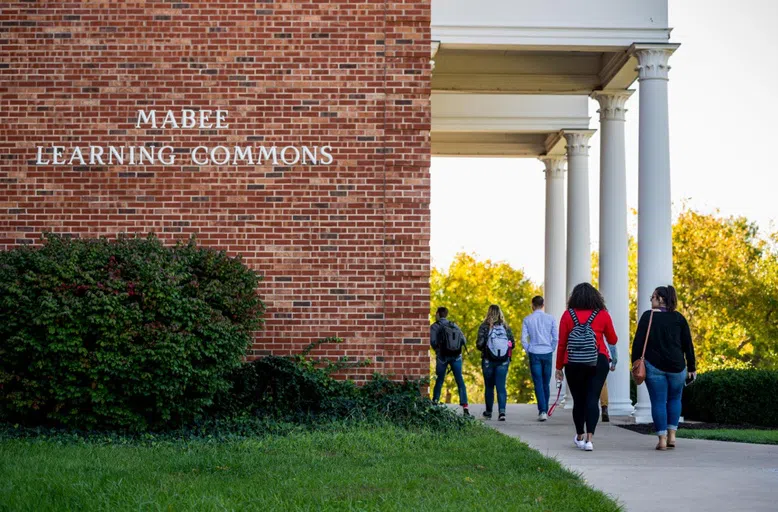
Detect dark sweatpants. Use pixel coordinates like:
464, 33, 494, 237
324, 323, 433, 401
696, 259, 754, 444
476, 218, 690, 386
565, 354, 610, 435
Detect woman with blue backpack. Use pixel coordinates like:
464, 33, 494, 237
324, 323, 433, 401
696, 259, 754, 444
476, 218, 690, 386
555, 283, 618, 451
476, 304, 516, 421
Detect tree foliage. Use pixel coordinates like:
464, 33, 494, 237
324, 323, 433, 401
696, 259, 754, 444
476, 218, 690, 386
673, 210, 778, 370
430, 253, 540, 403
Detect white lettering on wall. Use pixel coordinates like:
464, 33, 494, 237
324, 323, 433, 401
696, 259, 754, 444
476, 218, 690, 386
37, 110, 335, 168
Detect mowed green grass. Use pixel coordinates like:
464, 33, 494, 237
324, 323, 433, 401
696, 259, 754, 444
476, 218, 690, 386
676, 428, 778, 445
0, 424, 620, 511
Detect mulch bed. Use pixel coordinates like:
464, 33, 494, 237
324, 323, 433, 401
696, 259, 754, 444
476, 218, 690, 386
617, 422, 774, 435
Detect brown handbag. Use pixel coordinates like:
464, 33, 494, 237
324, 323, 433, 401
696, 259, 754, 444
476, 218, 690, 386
632, 310, 655, 385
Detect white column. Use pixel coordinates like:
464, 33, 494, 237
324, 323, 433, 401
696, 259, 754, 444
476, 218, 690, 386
633, 46, 677, 423
564, 130, 595, 291
541, 156, 567, 320
592, 90, 634, 417
562, 129, 594, 409
540, 156, 567, 407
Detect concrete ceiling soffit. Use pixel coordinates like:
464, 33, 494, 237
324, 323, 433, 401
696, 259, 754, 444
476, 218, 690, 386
432, 133, 548, 157
432, 49, 602, 94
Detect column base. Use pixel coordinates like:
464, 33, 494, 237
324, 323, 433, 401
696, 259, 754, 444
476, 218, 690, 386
604, 399, 634, 417
633, 403, 653, 424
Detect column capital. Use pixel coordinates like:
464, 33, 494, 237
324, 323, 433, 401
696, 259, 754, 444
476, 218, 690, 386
539, 155, 566, 179
562, 130, 595, 157
591, 90, 634, 121
630, 44, 679, 81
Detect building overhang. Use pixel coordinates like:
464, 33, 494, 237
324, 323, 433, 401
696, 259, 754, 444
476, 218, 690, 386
431, 0, 674, 95
432, 94, 590, 157
432, 26, 672, 51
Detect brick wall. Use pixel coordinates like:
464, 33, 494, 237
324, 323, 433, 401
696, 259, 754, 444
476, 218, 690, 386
0, 1, 431, 380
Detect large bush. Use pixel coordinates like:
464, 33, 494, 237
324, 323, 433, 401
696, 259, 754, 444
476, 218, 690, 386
0, 234, 264, 431
682, 369, 778, 427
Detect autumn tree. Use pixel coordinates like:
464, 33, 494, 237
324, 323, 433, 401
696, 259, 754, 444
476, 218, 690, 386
430, 253, 540, 403
673, 210, 778, 370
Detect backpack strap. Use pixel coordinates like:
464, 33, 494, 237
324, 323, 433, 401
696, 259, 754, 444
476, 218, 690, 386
584, 308, 600, 327
435, 320, 446, 347
568, 308, 580, 326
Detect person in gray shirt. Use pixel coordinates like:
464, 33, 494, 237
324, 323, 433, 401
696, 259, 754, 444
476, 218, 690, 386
521, 296, 558, 421
430, 307, 469, 416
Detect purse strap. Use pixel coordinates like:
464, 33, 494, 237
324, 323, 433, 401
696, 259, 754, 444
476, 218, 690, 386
639, 310, 655, 360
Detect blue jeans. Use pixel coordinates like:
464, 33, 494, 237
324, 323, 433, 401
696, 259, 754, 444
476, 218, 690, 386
482, 358, 509, 415
644, 360, 686, 435
433, 355, 468, 406
528, 352, 553, 413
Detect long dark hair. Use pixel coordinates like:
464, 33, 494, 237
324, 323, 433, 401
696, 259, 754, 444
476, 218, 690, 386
567, 283, 606, 311
654, 285, 678, 312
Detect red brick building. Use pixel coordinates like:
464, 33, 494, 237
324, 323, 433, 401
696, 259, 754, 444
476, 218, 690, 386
0, 1, 431, 380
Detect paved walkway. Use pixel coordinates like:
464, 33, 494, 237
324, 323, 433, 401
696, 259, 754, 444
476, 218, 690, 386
477, 404, 778, 512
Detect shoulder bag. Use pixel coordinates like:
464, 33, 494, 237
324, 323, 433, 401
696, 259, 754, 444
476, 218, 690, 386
631, 310, 655, 385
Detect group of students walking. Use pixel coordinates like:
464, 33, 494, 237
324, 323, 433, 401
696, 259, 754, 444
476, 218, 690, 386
430, 282, 696, 451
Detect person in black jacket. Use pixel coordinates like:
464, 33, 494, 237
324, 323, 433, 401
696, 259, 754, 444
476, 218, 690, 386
476, 304, 516, 421
632, 285, 696, 450
430, 307, 469, 416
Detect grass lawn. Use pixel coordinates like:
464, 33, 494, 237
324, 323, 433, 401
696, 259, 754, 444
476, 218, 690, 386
0, 423, 619, 511
676, 428, 778, 445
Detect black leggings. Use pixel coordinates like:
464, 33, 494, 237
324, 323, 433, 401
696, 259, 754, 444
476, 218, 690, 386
565, 354, 609, 435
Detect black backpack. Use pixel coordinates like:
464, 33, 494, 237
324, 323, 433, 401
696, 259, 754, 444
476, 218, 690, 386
437, 321, 465, 357
566, 308, 599, 366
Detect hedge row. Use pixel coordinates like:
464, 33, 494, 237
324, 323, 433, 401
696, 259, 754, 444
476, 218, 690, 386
682, 369, 778, 427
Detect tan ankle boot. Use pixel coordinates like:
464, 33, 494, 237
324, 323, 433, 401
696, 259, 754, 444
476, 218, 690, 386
667, 430, 676, 448
656, 435, 667, 451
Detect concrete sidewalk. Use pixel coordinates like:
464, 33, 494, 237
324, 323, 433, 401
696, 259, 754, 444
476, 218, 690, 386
477, 404, 778, 511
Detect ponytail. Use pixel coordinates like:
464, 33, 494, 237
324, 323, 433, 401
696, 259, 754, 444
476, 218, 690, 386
654, 285, 678, 312
666, 285, 678, 312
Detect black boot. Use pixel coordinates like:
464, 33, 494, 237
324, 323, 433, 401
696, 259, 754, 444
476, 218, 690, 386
601, 405, 610, 423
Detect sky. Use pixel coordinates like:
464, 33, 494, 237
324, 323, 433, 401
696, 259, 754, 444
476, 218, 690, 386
430, 0, 778, 284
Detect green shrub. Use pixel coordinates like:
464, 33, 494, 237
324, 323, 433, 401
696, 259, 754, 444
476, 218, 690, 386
682, 369, 778, 427
0, 234, 264, 431
213, 338, 469, 430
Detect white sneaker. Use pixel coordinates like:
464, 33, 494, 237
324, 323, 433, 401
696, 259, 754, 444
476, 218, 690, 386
574, 436, 586, 450
584, 441, 594, 451
539, 413, 548, 422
